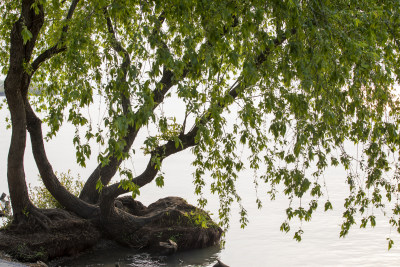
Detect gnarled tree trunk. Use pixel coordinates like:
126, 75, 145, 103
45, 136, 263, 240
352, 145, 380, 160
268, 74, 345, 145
5, 0, 44, 225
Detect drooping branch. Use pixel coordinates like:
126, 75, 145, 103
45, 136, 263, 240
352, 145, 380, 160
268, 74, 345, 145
30, 0, 81, 74
80, 13, 188, 203
80, 10, 241, 203
82, 12, 254, 204
103, 7, 132, 114
100, 28, 296, 206
80, 65, 185, 203
102, 81, 241, 203
78, 7, 135, 203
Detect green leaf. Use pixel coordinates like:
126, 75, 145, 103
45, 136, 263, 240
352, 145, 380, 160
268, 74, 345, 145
21, 26, 33, 45
280, 221, 290, 233
96, 178, 103, 192
293, 229, 304, 242
156, 175, 164, 187
324, 201, 333, 211
387, 238, 394, 250
370, 215, 376, 227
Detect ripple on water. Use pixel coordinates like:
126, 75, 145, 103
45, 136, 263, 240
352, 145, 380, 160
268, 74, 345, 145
53, 244, 222, 267
125, 254, 166, 267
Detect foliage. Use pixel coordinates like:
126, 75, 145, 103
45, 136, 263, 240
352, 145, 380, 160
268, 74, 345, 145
29, 171, 83, 209
1, 0, 400, 249
184, 209, 218, 229
0, 193, 12, 229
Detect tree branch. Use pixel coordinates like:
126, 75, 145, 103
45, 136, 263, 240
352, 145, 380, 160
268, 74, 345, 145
103, 7, 132, 113
93, 12, 188, 211
25, 95, 99, 219
30, 0, 80, 74
80, 65, 185, 203
101, 28, 297, 201
82, 12, 250, 203
80, 12, 188, 203
101, 128, 197, 202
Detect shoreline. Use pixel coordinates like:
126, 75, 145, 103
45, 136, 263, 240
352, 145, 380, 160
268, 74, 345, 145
0, 259, 27, 267
0, 252, 27, 267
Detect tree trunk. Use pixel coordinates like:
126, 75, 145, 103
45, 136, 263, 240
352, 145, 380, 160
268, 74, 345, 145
5, 70, 31, 222
5, 0, 44, 224
25, 103, 99, 219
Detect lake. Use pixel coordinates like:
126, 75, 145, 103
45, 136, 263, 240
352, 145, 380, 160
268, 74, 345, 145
1, 96, 400, 266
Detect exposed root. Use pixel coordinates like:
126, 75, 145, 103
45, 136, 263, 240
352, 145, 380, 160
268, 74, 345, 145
0, 213, 101, 262
115, 196, 146, 215
101, 197, 222, 250
41, 208, 72, 220
10, 207, 52, 233
28, 208, 52, 230
10, 207, 75, 233
0, 197, 221, 263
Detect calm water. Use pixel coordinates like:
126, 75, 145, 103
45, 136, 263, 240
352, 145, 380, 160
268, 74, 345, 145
1, 97, 400, 266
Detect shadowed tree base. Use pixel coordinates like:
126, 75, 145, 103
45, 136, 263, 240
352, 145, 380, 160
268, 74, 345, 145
0, 197, 222, 263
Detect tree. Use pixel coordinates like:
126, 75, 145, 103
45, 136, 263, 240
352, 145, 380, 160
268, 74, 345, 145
1, 0, 400, 252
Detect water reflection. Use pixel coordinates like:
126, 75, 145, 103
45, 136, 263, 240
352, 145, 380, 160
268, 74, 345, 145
55, 244, 221, 267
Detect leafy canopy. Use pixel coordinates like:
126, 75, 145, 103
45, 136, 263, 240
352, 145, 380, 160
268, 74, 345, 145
1, 0, 400, 246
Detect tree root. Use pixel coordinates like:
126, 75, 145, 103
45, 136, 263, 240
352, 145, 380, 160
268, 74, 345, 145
100, 197, 222, 250
1, 197, 221, 262
11, 207, 52, 232
10, 207, 74, 233
0, 213, 101, 263
41, 208, 72, 220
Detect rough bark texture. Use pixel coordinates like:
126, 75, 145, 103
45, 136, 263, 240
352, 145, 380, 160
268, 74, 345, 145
5, 0, 44, 224
0, 210, 101, 262
25, 103, 99, 219
117, 197, 222, 250
0, 197, 222, 263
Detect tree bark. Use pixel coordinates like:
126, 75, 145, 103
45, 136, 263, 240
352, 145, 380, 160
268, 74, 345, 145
5, 0, 44, 223
25, 103, 99, 219
79, 62, 178, 204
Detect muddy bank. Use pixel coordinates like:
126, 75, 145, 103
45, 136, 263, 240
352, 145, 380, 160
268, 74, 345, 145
0, 197, 222, 264
0, 213, 100, 262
